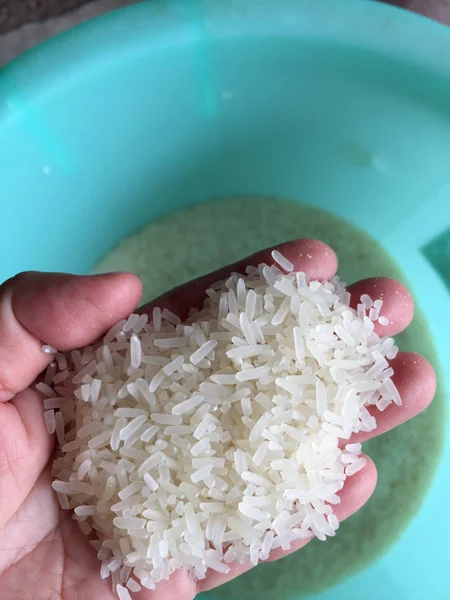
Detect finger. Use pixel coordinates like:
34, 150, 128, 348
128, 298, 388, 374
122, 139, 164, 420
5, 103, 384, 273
347, 277, 414, 337
199, 456, 376, 592
0, 272, 142, 401
0, 388, 56, 528
334, 454, 377, 520
140, 240, 337, 320
0, 272, 143, 525
57, 513, 198, 600
134, 569, 197, 600
351, 353, 436, 444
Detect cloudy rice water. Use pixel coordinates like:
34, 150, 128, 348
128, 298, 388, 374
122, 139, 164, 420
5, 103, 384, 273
94, 197, 445, 599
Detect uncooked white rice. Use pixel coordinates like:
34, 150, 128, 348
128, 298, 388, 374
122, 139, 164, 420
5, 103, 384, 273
44, 409, 56, 434
271, 250, 294, 273
42, 344, 58, 355
38, 255, 399, 597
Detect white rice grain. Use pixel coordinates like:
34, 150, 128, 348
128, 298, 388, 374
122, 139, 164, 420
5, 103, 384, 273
42, 345, 58, 355
116, 584, 132, 600
271, 250, 294, 272
190, 340, 218, 365
130, 335, 142, 370
44, 410, 56, 434
152, 307, 162, 331
43, 260, 399, 590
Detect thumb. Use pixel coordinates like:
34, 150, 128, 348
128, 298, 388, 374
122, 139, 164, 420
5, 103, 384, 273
0, 271, 142, 401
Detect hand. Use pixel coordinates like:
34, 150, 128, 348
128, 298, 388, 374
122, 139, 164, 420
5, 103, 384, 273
0, 240, 435, 600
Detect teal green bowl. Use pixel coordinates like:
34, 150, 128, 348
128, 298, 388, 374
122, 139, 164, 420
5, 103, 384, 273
1, 0, 449, 598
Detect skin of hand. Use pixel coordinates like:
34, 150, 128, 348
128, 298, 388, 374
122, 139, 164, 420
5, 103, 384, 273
0, 240, 436, 600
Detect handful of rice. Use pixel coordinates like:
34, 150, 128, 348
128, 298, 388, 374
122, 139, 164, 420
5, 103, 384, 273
38, 253, 399, 598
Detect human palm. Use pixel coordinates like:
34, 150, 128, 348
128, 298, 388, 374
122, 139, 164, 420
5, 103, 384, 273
0, 241, 435, 600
